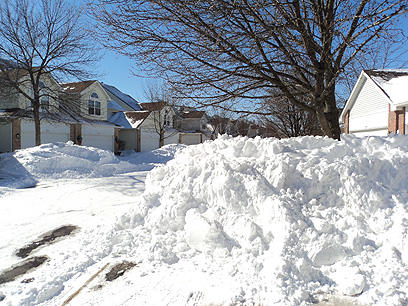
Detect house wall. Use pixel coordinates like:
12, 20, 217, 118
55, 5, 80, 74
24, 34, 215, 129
141, 107, 176, 130
80, 83, 109, 121
17, 75, 61, 112
0, 122, 12, 152
81, 124, 115, 151
0, 88, 19, 109
348, 77, 389, 134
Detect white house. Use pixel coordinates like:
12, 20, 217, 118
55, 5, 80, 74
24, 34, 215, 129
340, 69, 408, 136
109, 102, 179, 152
178, 110, 213, 145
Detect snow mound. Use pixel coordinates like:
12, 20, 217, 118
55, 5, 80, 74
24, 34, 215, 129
114, 134, 408, 305
0, 142, 184, 190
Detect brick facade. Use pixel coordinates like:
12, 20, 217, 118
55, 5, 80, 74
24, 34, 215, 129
344, 110, 350, 134
70, 124, 82, 145
12, 119, 21, 151
388, 105, 406, 135
398, 107, 406, 135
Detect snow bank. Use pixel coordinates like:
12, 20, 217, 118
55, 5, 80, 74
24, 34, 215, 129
0, 141, 184, 191
112, 134, 408, 305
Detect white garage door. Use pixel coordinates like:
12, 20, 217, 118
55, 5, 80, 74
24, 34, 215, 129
82, 124, 114, 151
180, 133, 201, 145
140, 129, 160, 152
164, 131, 179, 145
21, 120, 70, 149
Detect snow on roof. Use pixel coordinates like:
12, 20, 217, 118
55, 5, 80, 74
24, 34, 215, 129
107, 99, 127, 112
102, 83, 141, 111
140, 102, 167, 111
61, 80, 97, 93
365, 69, 408, 105
109, 111, 150, 128
182, 110, 206, 119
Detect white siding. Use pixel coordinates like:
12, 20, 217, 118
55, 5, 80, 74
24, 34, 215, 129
349, 78, 389, 118
81, 83, 110, 121
349, 77, 389, 134
0, 122, 12, 152
81, 124, 114, 151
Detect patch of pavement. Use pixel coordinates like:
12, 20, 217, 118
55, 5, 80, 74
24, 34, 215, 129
16, 225, 78, 258
105, 261, 137, 282
0, 256, 48, 284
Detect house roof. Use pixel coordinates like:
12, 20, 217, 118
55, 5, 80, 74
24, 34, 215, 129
109, 111, 150, 129
107, 100, 127, 112
140, 102, 167, 111
365, 69, 408, 105
61, 80, 97, 93
339, 69, 408, 124
102, 83, 141, 111
182, 110, 206, 119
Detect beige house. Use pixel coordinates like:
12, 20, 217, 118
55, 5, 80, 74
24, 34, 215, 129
0, 77, 118, 153
60, 80, 118, 152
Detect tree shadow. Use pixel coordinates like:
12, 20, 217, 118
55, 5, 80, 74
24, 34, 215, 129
0, 153, 38, 189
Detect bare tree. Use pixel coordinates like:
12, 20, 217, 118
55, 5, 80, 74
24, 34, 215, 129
0, 0, 99, 146
89, 0, 408, 140
142, 83, 179, 147
261, 100, 322, 138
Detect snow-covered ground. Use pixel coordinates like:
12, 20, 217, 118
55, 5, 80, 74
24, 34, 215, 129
1, 135, 408, 306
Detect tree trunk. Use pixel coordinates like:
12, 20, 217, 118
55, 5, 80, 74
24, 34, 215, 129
159, 130, 164, 147
33, 105, 41, 146
315, 81, 341, 140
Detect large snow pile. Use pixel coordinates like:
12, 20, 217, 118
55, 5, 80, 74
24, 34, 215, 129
112, 134, 408, 305
0, 141, 183, 191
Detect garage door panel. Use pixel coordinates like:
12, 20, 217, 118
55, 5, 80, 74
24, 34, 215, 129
81, 124, 115, 151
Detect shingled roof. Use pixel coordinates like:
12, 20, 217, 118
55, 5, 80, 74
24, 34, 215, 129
182, 110, 206, 119
140, 102, 167, 111
61, 80, 97, 93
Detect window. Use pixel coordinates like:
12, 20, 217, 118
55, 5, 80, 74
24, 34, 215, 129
41, 95, 50, 111
88, 92, 101, 116
39, 81, 49, 111
164, 109, 170, 127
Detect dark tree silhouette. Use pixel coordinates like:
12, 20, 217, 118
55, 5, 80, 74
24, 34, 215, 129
0, 0, 99, 146
90, 0, 407, 139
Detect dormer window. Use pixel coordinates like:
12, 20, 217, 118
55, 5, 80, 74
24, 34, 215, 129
88, 92, 101, 116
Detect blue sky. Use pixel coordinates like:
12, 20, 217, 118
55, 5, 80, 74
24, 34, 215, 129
73, 0, 155, 103
96, 50, 154, 103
